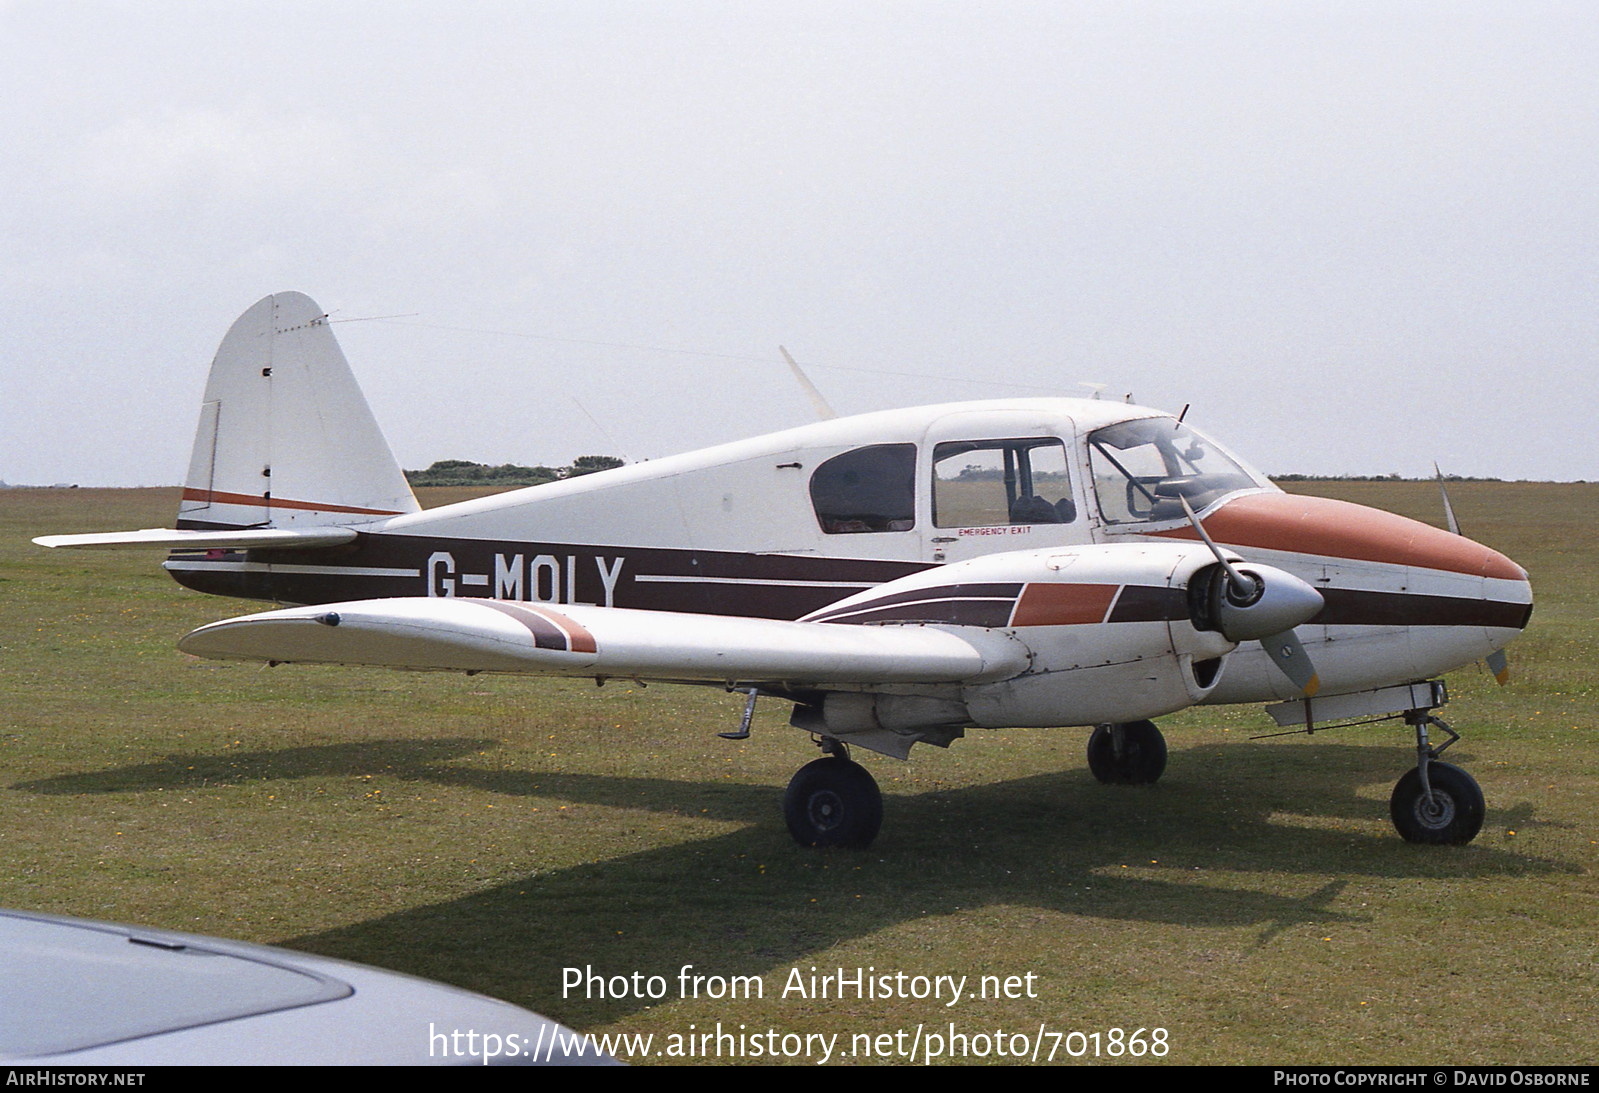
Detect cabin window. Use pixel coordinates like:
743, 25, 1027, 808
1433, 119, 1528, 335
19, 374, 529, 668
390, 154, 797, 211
932, 438, 1075, 528
810, 444, 916, 534
1087, 417, 1260, 524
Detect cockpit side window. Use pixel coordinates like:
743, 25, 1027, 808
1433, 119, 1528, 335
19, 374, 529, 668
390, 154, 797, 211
810, 444, 916, 534
1088, 418, 1260, 524
932, 438, 1075, 528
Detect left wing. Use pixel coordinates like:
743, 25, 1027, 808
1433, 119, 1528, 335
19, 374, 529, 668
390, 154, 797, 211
177, 597, 1030, 687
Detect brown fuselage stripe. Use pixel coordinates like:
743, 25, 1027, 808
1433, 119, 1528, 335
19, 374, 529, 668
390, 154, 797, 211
818, 599, 1018, 628
804, 582, 1021, 624
164, 530, 1530, 633
1149, 493, 1526, 581
1106, 585, 1188, 623
811, 582, 1022, 616
811, 582, 1179, 628
806, 578, 1525, 632
181, 487, 405, 517
1315, 588, 1532, 630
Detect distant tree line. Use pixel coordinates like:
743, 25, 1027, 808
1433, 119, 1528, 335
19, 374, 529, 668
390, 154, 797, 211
405, 455, 625, 488
1272, 473, 1503, 482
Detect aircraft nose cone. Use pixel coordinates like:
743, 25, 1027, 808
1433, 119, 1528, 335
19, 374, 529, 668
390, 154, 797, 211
1463, 534, 1534, 634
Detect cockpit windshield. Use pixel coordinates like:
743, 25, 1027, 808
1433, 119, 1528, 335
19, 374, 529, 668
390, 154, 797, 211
1087, 417, 1264, 525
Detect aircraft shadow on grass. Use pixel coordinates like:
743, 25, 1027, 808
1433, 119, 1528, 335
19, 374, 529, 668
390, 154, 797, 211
12, 737, 499, 795
16, 736, 1569, 1026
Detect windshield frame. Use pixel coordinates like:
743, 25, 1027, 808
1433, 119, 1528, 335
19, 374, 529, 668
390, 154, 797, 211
1086, 416, 1269, 526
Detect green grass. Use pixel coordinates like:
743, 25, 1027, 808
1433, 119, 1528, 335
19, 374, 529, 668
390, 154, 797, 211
2, 483, 1595, 1065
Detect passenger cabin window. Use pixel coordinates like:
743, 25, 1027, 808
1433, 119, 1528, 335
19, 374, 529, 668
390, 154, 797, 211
932, 438, 1075, 528
810, 444, 916, 534
1087, 417, 1260, 524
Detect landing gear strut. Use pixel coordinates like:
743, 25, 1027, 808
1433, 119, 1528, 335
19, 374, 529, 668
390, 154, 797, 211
1086, 720, 1168, 785
1389, 711, 1484, 845
783, 740, 883, 848
1262, 681, 1488, 845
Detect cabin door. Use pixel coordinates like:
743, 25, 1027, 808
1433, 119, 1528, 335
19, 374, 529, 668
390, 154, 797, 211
920, 409, 1091, 565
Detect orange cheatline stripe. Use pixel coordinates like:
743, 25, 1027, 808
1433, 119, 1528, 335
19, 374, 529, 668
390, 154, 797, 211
1150, 493, 1526, 582
181, 487, 404, 517
1009, 583, 1120, 627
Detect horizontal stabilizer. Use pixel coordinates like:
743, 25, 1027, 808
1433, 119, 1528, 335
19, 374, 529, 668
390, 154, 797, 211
33, 527, 359, 551
178, 598, 1028, 686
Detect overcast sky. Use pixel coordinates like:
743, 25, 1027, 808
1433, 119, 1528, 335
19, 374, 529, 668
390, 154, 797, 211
3, 1, 1594, 487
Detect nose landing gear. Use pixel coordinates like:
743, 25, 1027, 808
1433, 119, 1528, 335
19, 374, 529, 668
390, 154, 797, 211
1390, 712, 1484, 845
1263, 682, 1489, 846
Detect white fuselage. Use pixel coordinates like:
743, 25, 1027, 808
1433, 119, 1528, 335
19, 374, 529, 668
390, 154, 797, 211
165, 397, 1531, 715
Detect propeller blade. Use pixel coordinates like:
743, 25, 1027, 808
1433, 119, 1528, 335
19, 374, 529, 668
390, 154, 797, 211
1485, 648, 1510, 685
1433, 462, 1462, 536
1261, 629, 1321, 697
779, 346, 838, 421
1178, 494, 1255, 600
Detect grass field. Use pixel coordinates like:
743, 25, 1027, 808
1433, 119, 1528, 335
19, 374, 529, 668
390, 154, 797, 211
2, 481, 1595, 1065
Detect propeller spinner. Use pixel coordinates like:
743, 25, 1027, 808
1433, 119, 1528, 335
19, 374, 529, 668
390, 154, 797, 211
1179, 495, 1324, 696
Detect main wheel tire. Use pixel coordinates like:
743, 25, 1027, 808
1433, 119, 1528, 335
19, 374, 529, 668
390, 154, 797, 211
1086, 720, 1168, 785
783, 757, 883, 848
1390, 762, 1484, 845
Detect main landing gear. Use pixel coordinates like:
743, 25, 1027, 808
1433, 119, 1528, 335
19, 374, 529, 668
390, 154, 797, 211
1389, 711, 1484, 845
1086, 720, 1168, 785
783, 740, 883, 849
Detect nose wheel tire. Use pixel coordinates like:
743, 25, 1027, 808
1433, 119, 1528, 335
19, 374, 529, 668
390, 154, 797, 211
1390, 761, 1484, 845
783, 757, 883, 848
1086, 720, 1168, 785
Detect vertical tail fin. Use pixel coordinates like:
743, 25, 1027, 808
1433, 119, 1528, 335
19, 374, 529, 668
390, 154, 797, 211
177, 293, 419, 530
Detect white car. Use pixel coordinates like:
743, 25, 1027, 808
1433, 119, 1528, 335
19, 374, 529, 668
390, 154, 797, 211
0, 909, 617, 1065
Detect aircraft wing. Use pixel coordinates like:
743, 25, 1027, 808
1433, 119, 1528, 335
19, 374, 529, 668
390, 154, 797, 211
177, 597, 1029, 687
33, 528, 358, 551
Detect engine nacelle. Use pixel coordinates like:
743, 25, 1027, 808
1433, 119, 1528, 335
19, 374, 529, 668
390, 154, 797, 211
794, 542, 1245, 752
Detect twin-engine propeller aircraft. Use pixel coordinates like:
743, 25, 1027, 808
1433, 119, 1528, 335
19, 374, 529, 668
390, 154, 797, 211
38, 293, 1532, 848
